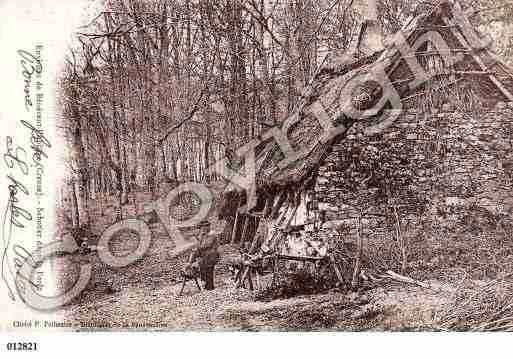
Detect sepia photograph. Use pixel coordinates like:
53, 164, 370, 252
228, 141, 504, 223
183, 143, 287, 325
2, 0, 513, 352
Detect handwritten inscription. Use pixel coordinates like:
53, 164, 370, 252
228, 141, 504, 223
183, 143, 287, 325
6, 174, 32, 229
2, 139, 33, 300
1, 46, 48, 303
18, 50, 42, 111
4, 137, 29, 175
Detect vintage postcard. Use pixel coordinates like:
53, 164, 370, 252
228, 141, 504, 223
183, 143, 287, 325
1, 0, 513, 354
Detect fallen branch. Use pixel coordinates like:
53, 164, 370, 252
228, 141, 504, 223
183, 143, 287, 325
382, 270, 430, 289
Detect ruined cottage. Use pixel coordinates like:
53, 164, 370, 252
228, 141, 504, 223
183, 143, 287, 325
219, 0, 513, 260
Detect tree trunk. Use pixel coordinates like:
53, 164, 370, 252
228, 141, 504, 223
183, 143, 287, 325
70, 181, 80, 228
70, 120, 89, 228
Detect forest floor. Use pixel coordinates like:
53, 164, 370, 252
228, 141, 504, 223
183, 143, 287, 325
55, 186, 512, 331
58, 241, 456, 331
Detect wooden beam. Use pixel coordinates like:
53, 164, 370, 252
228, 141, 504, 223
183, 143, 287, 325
435, 70, 494, 75
230, 195, 243, 244
262, 195, 274, 218
230, 214, 240, 244
236, 265, 249, 289
239, 215, 250, 246
264, 197, 292, 250
329, 254, 346, 286
280, 193, 300, 229
351, 214, 363, 289
248, 218, 262, 254
237, 218, 262, 289
270, 191, 288, 219
471, 57, 513, 101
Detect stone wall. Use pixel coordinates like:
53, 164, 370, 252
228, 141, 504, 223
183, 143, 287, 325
312, 103, 513, 230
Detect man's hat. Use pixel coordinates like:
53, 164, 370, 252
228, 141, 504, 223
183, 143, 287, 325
198, 220, 210, 227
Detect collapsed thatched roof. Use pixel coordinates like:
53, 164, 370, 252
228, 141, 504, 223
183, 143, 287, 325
223, 0, 513, 205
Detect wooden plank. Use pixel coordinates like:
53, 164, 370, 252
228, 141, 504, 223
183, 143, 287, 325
472, 58, 513, 101
266, 220, 285, 251
230, 195, 243, 244
351, 214, 363, 289
264, 201, 290, 248
248, 218, 262, 254
384, 270, 430, 289
330, 254, 346, 286
270, 193, 301, 251
230, 213, 239, 244
264, 191, 292, 249
239, 215, 250, 246
271, 256, 280, 288
278, 254, 325, 262
270, 191, 288, 219
230, 212, 242, 244
230, 193, 242, 244
179, 278, 187, 296
194, 278, 201, 291
282, 192, 301, 228
443, 17, 513, 102
237, 266, 250, 289
262, 195, 274, 218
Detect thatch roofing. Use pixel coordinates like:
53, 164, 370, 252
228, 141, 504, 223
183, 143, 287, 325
223, 0, 513, 208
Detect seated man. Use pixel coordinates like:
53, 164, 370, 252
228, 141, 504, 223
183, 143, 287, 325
187, 220, 220, 290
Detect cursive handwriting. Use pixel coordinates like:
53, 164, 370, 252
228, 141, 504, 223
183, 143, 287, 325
18, 49, 42, 111
21, 120, 51, 164
6, 174, 32, 228
1, 48, 47, 304
12, 244, 41, 297
4, 136, 28, 175
2, 174, 32, 301
2, 136, 33, 302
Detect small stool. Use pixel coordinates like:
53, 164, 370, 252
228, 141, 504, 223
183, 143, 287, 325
179, 270, 202, 296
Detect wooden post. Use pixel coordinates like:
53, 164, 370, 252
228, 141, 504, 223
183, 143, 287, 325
330, 254, 345, 287
70, 180, 80, 228
248, 217, 262, 254
239, 215, 250, 246
351, 212, 363, 290
270, 191, 288, 219
237, 217, 264, 288
270, 192, 300, 254
237, 265, 250, 289
393, 205, 407, 274
282, 192, 301, 229
263, 195, 274, 218
271, 255, 279, 288
230, 195, 243, 244
264, 200, 291, 249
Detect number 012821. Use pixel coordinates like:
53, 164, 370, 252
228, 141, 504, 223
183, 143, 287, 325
6, 342, 38, 351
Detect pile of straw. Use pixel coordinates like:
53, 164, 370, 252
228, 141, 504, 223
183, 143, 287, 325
436, 273, 513, 331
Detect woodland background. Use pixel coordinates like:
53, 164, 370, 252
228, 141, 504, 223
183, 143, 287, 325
59, 0, 513, 231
